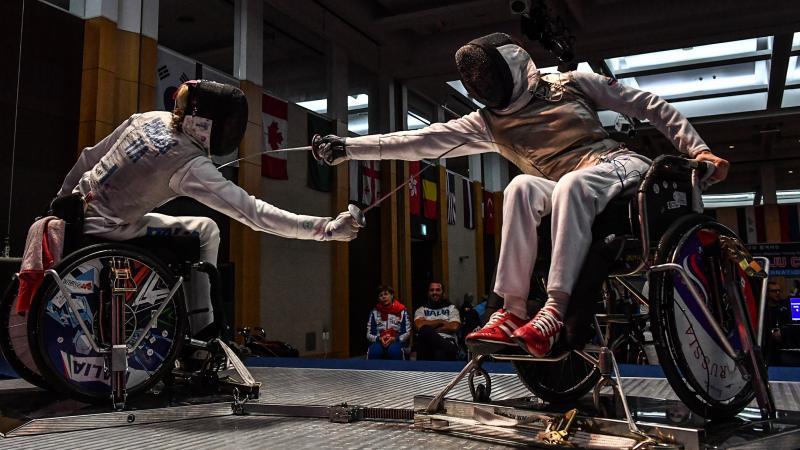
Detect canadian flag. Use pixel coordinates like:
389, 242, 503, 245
262, 94, 288, 180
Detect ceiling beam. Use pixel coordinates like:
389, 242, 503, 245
766, 33, 794, 110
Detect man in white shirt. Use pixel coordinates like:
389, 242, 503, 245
414, 282, 461, 360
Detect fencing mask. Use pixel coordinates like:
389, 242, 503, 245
182, 80, 248, 157
455, 33, 537, 110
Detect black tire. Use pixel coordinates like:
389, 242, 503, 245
0, 276, 52, 389
513, 351, 600, 403
650, 214, 755, 420
28, 244, 186, 404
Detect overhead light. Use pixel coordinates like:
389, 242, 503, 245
729, 145, 735, 149
789, 170, 795, 174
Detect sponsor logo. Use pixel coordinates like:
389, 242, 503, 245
63, 268, 96, 295
60, 352, 111, 384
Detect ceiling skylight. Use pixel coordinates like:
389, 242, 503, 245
447, 80, 484, 108
537, 62, 593, 74
297, 94, 369, 114
606, 37, 771, 75
618, 60, 769, 99
787, 56, 800, 85
669, 92, 767, 118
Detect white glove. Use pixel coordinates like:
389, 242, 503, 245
322, 210, 361, 241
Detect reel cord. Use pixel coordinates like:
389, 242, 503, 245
4, 0, 26, 257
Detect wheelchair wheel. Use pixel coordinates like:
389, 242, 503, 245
513, 351, 600, 403
650, 214, 755, 420
27, 244, 186, 404
0, 276, 52, 389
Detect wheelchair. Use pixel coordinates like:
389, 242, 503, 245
0, 194, 258, 409
427, 155, 775, 425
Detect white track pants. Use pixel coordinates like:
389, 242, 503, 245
84, 212, 220, 334
494, 153, 650, 316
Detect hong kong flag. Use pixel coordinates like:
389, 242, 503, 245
261, 94, 288, 180
408, 161, 421, 216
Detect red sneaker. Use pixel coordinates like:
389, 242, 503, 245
512, 306, 564, 357
465, 309, 527, 354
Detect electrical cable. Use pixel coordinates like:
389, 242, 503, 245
5, 0, 26, 257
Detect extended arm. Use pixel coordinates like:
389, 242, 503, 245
317, 111, 497, 165
573, 71, 728, 180
171, 157, 357, 241
574, 72, 708, 157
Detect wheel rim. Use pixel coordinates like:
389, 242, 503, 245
667, 225, 750, 403
38, 255, 180, 395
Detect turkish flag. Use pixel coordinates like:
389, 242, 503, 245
261, 94, 288, 180
484, 190, 495, 235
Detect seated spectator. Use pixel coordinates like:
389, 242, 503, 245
367, 285, 411, 360
414, 282, 461, 360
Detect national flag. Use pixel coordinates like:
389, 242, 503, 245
755, 206, 767, 243
447, 173, 456, 225
744, 206, 757, 243
349, 160, 360, 203
736, 207, 748, 242
361, 161, 381, 207
462, 178, 474, 229
261, 94, 288, 180
155, 47, 197, 112
307, 114, 334, 192
408, 161, 421, 216
484, 190, 495, 235
778, 204, 800, 242
422, 173, 438, 220
715, 207, 738, 237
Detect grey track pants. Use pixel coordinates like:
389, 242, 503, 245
493, 152, 651, 315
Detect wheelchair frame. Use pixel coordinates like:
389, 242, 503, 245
423, 155, 776, 442
4, 198, 259, 410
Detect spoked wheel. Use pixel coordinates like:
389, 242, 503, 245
27, 244, 186, 404
650, 214, 756, 420
0, 276, 52, 389
513, 350, 600, 403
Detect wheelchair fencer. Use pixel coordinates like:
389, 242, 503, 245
425, 155, 775, 432
0, 194, 259, 410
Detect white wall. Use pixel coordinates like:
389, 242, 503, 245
260, 103, 334, 355
447, 174, 477, 308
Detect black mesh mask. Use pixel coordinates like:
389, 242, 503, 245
185, 80, 248, 156
455, 33, 517, 109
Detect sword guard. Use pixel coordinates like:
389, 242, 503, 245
348, 204, 366, 228
311, 134, 323, 161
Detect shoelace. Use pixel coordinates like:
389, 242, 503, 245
531, 308, 562, 338
485, 310, 507, 327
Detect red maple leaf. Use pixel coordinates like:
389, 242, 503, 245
267, 121, 283, 150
